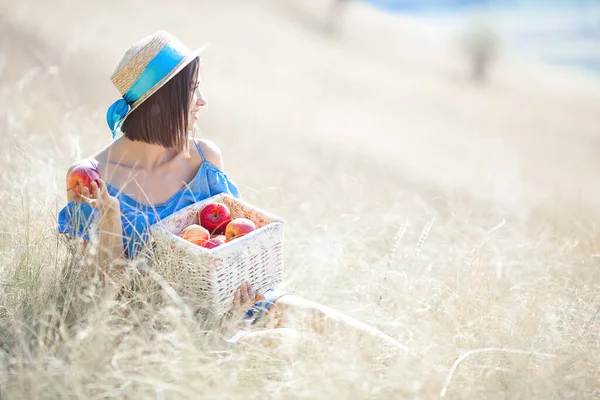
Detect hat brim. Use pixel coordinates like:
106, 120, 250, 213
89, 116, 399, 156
120, 43, 208, 126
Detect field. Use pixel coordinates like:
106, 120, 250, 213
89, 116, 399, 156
1, 0, 600, 398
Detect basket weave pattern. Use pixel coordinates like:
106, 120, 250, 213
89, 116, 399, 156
148, 194, 285, 315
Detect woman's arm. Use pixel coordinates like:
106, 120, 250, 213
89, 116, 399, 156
195, 139, 241, 199
65, 165, 125, 276
197, 139, 224, 170
93, 181, 126, 274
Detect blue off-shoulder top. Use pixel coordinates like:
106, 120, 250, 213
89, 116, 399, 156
57, 140, 240, 258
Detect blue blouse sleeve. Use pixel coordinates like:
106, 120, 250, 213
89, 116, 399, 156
207, 167, 241, 199
57, 201, 99, 241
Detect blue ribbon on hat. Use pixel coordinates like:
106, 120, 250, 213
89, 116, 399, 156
106, 41, 188, 138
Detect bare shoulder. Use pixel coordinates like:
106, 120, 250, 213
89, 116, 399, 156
65, 142, 114, 182
194, 138, 225, 170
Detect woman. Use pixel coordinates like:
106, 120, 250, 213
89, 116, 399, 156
58, 30, 407, 351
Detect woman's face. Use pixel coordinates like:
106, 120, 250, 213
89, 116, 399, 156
188, 80, 206, 130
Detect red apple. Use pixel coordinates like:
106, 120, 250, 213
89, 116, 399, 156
224, 218, 256, 242
67, 161, 101, 195
178, 224, 210, 247
202, 235, 226, 249
199, 202, 231, 235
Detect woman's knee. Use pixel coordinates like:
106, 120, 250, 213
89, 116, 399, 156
271, 295, 341, 333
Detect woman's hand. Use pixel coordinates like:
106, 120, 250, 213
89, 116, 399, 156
71, 179, 120, 217
232, 282, 266, 314
65, 178, 125, 274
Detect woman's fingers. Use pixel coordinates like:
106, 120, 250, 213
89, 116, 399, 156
80, 186, 99, 209
240, 282, 250, 304
97, 179, 110, 201
80, 187, 92, 204
233, 289, 241, 309
254, 290, 266, 302
67, 187, 79, 202
245, 282, 255, 299
232, 283, 265, 314
90, 180, 100, 200
80, 179, 120, 213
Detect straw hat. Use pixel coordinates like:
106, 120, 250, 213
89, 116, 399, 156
106, 30, 206, 137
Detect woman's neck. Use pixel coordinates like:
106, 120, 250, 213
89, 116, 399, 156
107, 137, 180, 171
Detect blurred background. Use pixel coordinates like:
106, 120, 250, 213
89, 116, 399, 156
1, 0, 600, 397
2, 0, 599, 223
372, 0, 600, 75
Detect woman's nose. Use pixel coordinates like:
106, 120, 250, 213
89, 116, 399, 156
196, 89, 207, 106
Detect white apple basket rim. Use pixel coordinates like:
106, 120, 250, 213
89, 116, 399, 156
156, 193, 284, 252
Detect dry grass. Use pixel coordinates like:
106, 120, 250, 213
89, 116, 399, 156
1, 1, 600, 398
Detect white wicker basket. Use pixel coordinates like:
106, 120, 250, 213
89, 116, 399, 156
147, 193, 285, 316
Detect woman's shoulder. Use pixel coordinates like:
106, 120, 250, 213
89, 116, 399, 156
193, 138, 224, 170
65, 143, 114, 177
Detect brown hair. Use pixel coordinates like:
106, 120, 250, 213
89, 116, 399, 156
121, 56, 200, 154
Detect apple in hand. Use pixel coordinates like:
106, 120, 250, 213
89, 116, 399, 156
202, 235, 226, 249
224, 218, 256, 242
199, 202, 232, 234
178, 224, 210, 247
67, 161, 101, 195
